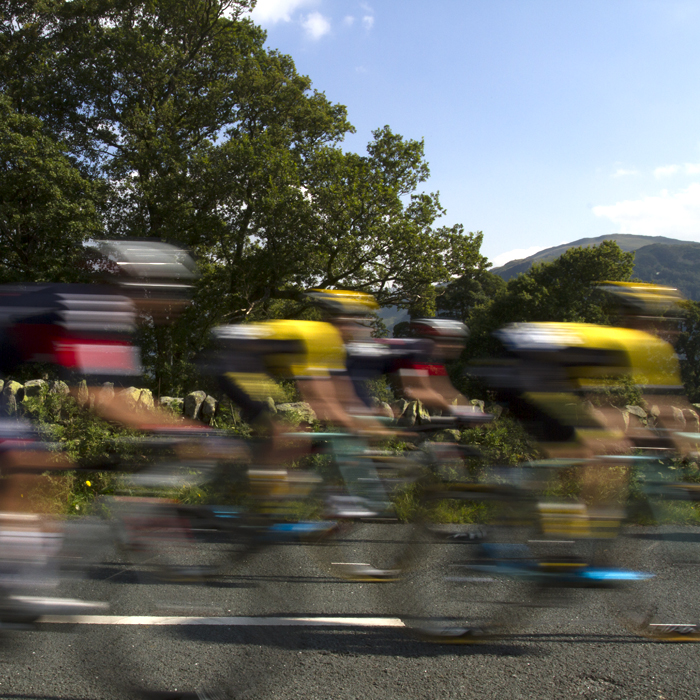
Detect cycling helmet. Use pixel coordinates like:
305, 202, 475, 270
596, 281, 684, 318
305, 289, 379, 316
87, 239, 198, 302
409, 318, 469, 339
211, 324, 270, 342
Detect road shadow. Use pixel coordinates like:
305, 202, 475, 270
164, 624, 536, 659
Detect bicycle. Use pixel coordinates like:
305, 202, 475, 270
92, 412, 498, 586
596, 444, 700, 641
384, 454, 676, 643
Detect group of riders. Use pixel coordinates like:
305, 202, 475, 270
0, 239, 693, 617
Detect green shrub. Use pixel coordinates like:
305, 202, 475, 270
18, 385, 141, 513
584, 375, 643, 409
459, 415, 540, 467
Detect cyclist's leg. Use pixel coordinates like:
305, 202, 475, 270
327, 433, 389, 510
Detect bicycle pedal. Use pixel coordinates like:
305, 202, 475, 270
647, 623, 700, 641
330, 562, 400, 582
417, 625, 491, 643
448, 531, 485, 542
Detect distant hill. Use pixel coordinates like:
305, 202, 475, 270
633, 242, 700, 301
491, 234, 700, 301
492, 234, 689, 281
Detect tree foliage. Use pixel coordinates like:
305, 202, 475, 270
463, 241, 636, 359
676, 300, 700, 403
0, 96, 102, 282
437, 267, 506, 323
1, 0, 486, 390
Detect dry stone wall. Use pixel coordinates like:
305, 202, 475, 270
4, 379, 700, 434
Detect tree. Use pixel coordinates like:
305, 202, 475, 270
676, 300, 700, 403
464, 241, 636, 359
437, 267, 506, 323
0, 96, 102, 283
298, 128, 486, 311
1, 0, 487, 391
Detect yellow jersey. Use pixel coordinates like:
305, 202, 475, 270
497, 322, 682, 391
262, 320, 346, 379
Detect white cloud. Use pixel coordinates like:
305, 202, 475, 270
343, 15, 355, 26
362, 14, 374, 29
490, 246, 548, 268
249, 0, 316, 24
645, 162, 700, 178
592, 183, 700, 239
612, 168, 639, 178
302, 11, 331, 39
654, 164, 680, 179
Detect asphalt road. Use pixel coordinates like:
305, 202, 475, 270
0, 523, 699, 700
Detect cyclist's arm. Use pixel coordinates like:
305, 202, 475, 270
394, 371, 467, 413
85, 386, 202, 431
296, 377, 355, 431
297, 375, 390, 436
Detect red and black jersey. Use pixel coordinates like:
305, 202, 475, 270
0, 283, 141, 383
383, 338, 447, 377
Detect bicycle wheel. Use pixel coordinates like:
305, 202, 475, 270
105, 495, 262, 589
306, 517, 415, 583
387, 482, 544, 642
86, 503, 287, 699
602, 493, 700, 641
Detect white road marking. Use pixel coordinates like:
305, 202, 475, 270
39, 615, 406, 628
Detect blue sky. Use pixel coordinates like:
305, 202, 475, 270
248, 0, 700, 267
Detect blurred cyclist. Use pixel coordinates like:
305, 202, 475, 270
471, 281, 690, 512
591, 281, 700, 463
0, 239, 199, 430
210, 295, 386, 437
0, 239, 199, 619
208, 289, 391, 516
308, 299, 480, 420
390, 318, 479, 418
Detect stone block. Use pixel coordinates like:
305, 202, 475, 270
23, 379, 46, 398
672, 405, 687, 429
684, 408, 700, 433
3, 380, 23, 398
120, 387, 141, 410
374, 401, 394, 420
392, 399, 409, 420
184, 391, 207, 419
137, 388, 154, 410
200, 395, 218, 423
276, 402, 316, 424
49, 380, 70, 395
76, 380, 90, 407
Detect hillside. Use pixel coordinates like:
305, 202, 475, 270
492, 234, 689, 281
491, 234, 700, 301
633, 242, 700, 301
